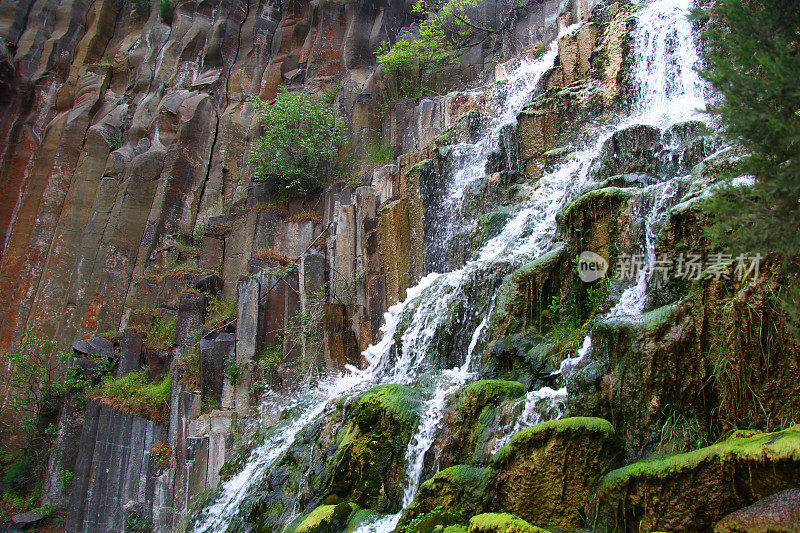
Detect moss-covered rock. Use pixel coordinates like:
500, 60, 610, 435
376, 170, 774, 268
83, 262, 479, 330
344, 509, 384, 533
487, 417, 620, 529
467, 513, 552, 533
433, 380, 527, 469
490, 242, 570, 339
293, 502, 360, 533
590, 426, 800, 532
325, 384, 422, 512
397, 466, 491, 533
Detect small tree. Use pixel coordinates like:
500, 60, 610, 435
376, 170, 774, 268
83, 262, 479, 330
693, 0, 800, 323
249, 88, 347, 198
377, 0, 492, 95
4, 333, 76, 442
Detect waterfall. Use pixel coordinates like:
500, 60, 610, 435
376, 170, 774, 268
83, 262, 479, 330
486, 0, 714, 447
191, 0, 715, 530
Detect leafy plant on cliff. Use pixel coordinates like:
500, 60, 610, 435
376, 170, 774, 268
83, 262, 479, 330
377, 0, 496, 97
250, 89, 347, 198
89, 369, 172, 421
377, 0, 485, 72
159, 0, 174, 24
143, 316, 176, 351
694, 0, 800, 328
3, 333, 74, 441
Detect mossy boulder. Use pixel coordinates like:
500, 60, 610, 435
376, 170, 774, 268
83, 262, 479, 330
490, 242, 571, 340
487, 417, 620, 529
467, 513, 552, 533
397, 466, 491, 533
293, 502, 360, 533
325, 384, 422, 512
435, 380, 527, 469
577, 302, 707, 457
589, 426, 800, 532
714, 488, 800, 533
556, 186, 635, 268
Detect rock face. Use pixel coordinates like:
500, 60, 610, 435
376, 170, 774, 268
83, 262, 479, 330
714, 489, 800, 533
64, 401, 167, 532
6, 0, 798, 532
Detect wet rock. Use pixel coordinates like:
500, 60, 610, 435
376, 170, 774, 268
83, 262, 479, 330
590, 426, 800, 532
487, 417, 620, 529
293, 502, 360, 533
397, 466, 491, 532
326, 384, 422, 512
72, 337, 115, 359
11, 507, 48, 527
714, 488, 800, 533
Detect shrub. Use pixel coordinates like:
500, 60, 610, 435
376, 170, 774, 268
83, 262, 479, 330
143, 317, 176, 351
90, 370, 172, 421
377, 0, 485, 91
4, 332, 75, 439
249, 88, 347, 198
159, 0, 174, 24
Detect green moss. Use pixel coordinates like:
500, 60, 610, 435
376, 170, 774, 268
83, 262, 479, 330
458, 380, 525, 410
596, 303, 677, 340
511, 243, 567, 285
557, 186, 635, 224
356, 383, 422, 428
476, 211, 513, 248
345, 509, 383, 533
491, 417, 616, 466
326, 384, 422, 511
599, 425, 800, 493
467, 513, 552, 532
591, 426, 800, 531
294, 502, 359, 533
407, 158, 434, 175
398, 466, 490, 532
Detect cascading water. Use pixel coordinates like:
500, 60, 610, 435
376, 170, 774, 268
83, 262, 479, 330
191, 27, 579, 532
487, 0, 716, 446
192, 0, 716, 530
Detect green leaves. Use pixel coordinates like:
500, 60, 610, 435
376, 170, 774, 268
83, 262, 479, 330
249, 88, 347, 198
377, 0, 483, 76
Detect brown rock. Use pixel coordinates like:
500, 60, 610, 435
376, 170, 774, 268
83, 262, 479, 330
715, 489, 800, 533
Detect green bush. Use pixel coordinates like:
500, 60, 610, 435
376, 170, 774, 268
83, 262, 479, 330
91, 370, 172, 421
4, 332, 75, 439
249, 88, 347, 198
159, 0, 174, 24
377, 0, 483, 85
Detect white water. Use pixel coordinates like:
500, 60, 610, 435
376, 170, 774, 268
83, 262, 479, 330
193, 0, 714, 530
487, 0, 714, 446
192, 27, 580, 533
